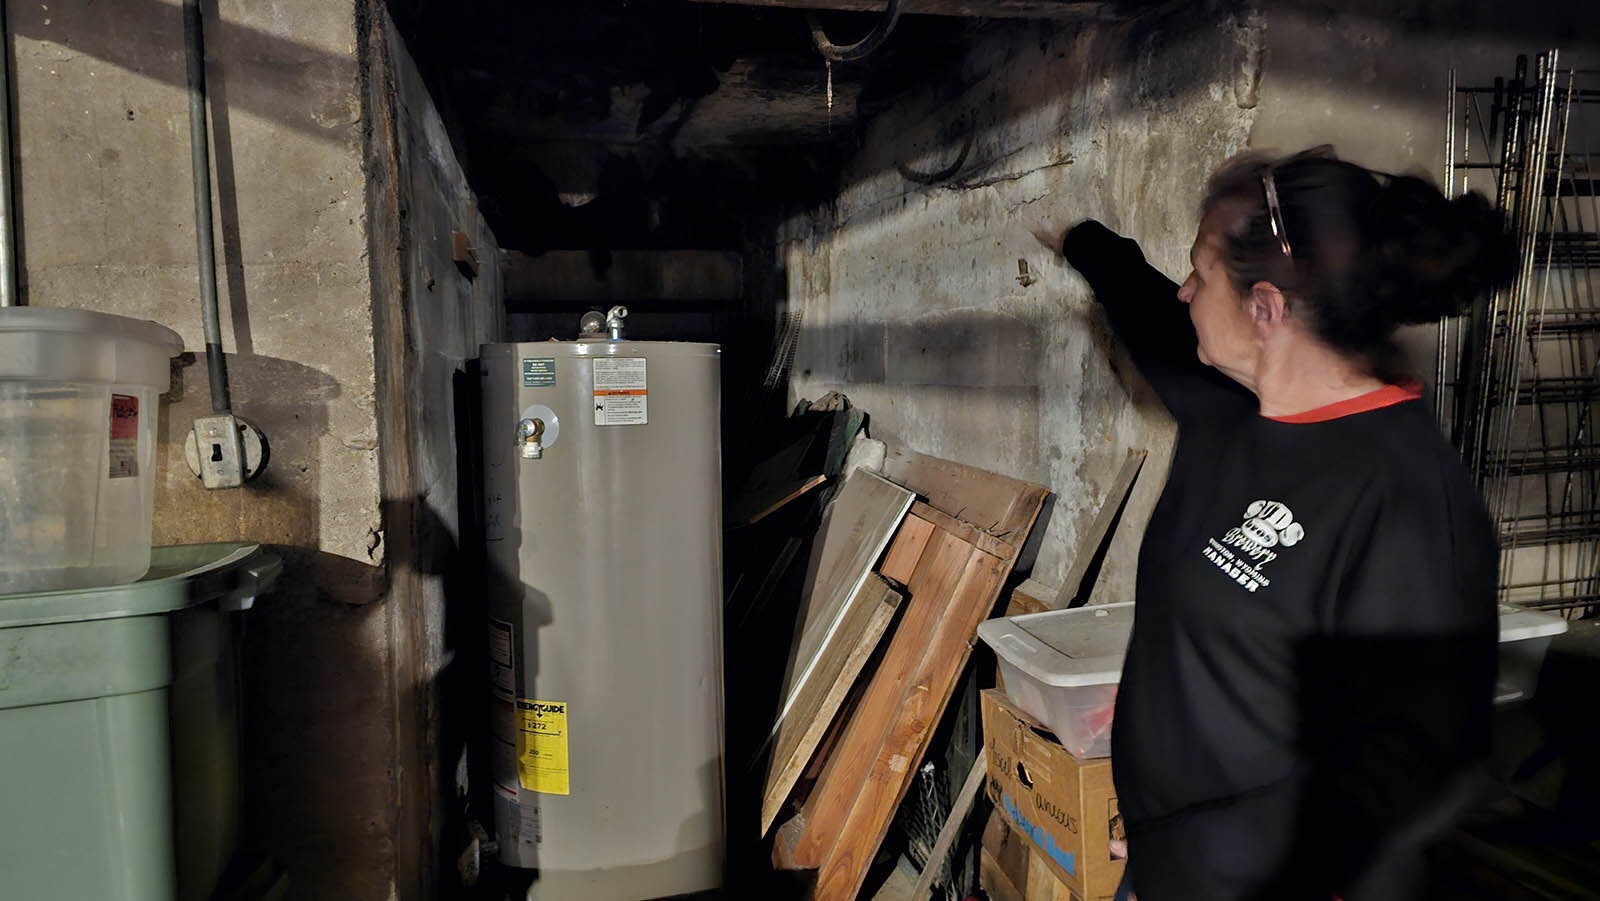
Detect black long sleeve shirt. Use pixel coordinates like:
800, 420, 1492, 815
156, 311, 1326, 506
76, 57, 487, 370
1061, 221, 1497, 901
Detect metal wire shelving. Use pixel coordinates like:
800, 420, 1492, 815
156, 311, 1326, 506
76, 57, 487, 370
1438, 52, 1600, 618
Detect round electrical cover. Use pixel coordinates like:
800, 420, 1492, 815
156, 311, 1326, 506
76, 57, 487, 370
519, 404, 561, 447
183, 417, 270, 482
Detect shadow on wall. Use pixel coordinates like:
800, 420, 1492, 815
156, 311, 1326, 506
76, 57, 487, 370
203, 0, 258, 357
215, 362, 495, 898
151, 352, 398, 895
788, 307, 1175, 425
229, 543, 397, 900
155, 353, 367, 590
9, 0, 358, 145
791, 309, 1047, 389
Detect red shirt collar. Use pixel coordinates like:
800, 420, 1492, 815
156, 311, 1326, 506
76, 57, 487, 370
1264, 383, 1423, 424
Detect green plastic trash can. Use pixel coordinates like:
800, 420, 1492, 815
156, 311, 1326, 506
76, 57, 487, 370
0, 542, 280, 901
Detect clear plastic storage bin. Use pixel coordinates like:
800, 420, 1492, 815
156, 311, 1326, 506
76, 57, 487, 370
977, 602, 1134, 759
0, 308, 182, 594
980, 601, 1571, 760
1496, 604, 1568, 704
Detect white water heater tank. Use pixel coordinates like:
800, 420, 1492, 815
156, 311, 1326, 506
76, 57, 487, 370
479, 337, 724, 899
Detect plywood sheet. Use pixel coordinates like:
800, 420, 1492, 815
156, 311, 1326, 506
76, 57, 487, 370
774, 528, 980, 871
773, 471, 915, 728
1052, 448, 1146, 608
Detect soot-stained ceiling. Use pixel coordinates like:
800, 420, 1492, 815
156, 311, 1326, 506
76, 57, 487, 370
383, 0, 1591, 258
384, 0, 1128, 254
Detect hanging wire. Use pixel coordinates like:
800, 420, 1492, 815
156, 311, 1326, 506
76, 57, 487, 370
808, 0, 904, 62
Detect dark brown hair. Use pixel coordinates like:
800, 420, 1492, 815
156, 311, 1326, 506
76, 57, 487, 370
1202, 146, 1517, 379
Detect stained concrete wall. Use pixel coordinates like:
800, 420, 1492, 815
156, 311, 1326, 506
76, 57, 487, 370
364, 5, 505, 895
786, 3, 1259, 602
786, 2, 1592, 604
8, 0, 497, 897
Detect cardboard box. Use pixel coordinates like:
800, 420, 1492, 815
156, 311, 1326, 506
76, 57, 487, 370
982, 689, 1125, 901
980, 809, 1076, 901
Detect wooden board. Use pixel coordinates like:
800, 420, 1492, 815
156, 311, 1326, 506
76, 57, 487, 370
772, 454, 1050, 899
881, 448, 1049, 547
762, 573, 903, 835
808, 541, 1006, 899
740, 474, 830, 527
1004, 578, 1055, 618
1052, 449, 1146, 608
727, 430, 820, 527
908, 500, 1015, 560
879, 513, 936, 587
774, 528, 979, 870
771, 471, 915, 737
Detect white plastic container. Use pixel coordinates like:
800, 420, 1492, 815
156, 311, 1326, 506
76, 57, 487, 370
978, 602, 1134, 759
1496, 604, 1568, 704
0, 308, 182, 594
981, 601, 1571, 759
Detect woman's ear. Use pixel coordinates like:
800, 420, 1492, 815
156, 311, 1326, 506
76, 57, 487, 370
1248, 281, 1289, 327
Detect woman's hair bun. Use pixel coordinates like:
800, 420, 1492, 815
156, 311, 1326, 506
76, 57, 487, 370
1370, 176, 1518, 325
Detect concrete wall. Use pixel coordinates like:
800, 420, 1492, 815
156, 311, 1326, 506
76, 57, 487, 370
786, 3, 1260, 602
363, 4, 505, 894
8, 0, 497, 897
785, 1, 1592, 604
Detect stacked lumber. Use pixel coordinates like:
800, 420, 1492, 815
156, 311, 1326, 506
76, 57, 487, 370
760, 471, 916, 834
765, 450, 1050, 900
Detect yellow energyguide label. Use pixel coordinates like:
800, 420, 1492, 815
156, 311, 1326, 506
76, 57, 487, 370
516, 699, 571, 795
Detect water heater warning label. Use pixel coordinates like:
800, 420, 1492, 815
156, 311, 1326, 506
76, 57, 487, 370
517, 699, 571, 795
592, 357, 647, 426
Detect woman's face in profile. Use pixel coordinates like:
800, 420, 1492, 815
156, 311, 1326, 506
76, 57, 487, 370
1177, 219, 1258, 388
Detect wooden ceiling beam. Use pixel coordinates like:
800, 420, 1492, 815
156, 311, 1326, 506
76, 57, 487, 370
685, 0, 1123, 19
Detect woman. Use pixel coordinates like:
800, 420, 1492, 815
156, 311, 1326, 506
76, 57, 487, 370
1053, 147, 1516, 900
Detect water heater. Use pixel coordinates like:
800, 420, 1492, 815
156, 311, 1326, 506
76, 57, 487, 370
479, 324, 724, 899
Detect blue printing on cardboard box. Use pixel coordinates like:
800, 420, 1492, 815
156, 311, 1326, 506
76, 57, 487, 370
1000, 789, 1077, 877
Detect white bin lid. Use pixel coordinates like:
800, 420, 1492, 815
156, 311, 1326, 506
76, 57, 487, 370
977, 601, 1134, 687
1498, 604, 1569, 642
978, 602, 1559, 691
0, 307, 182, 385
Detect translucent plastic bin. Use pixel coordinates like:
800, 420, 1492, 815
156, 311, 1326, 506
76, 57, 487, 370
977, 602, 1134, 759
0, 542, 279, 901
1496, 604, 1568, 704
0, 307, 182, 594
980, 601, 1571, 760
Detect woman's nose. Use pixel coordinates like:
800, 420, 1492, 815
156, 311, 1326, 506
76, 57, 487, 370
1177, 273, 1197, 303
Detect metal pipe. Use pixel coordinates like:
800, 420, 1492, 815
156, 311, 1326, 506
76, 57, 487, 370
184, 0, 230, 413
0, 0, 18, 307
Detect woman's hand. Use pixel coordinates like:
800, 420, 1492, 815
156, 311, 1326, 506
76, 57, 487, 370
1110, 840, 1137, 901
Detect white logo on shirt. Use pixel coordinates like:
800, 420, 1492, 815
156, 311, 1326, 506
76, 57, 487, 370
1200, 500, 1305, 593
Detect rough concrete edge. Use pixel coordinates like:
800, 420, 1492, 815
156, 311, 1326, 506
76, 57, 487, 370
356, 1, 434, 898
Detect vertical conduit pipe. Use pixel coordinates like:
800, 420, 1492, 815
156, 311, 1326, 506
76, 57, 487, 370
0, 0, 19, 307
183, 0, 231, 413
